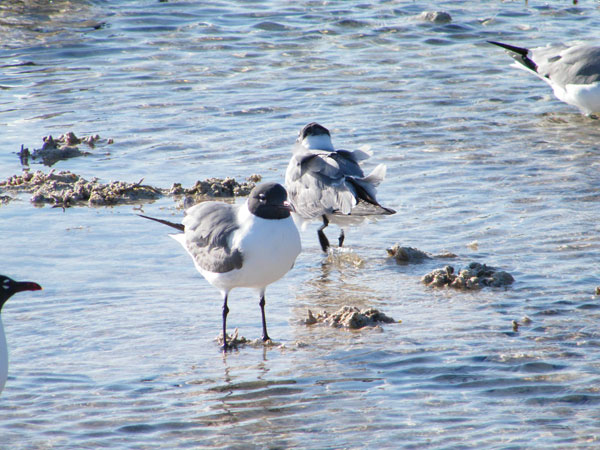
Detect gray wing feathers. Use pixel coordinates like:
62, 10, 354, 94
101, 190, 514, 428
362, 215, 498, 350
286, 147, 388, 219
533, 45, 600, 86
182, 202, 243, 273
287, 172, 356, 217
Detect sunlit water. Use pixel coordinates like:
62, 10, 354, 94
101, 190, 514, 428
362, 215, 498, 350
2, 1, 600, 448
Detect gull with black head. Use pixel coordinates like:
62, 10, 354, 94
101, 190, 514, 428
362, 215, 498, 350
488, 40, 600, 116
139, 182, 301, 351
0, 275, 42, 394
285, 122, 395, 252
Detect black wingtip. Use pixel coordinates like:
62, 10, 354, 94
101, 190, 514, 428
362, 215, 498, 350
137, 214, 184, 231
487, 40, 537, 73
345, 178, 396, 216
487, 40, 528, 56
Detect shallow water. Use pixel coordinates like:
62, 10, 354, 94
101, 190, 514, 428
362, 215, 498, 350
2, 1, 600, 448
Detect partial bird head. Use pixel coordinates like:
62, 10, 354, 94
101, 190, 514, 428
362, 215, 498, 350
297, 122, 334, 151
0, 275, 42, 312
248, 182, 294, 220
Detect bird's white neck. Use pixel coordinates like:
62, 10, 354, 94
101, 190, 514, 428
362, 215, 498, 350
301, 134, 334, 151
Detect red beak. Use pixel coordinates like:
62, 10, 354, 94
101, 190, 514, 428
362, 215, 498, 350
13, 281, 42, 294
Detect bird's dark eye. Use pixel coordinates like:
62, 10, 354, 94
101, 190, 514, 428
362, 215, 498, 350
258, 193, 266, 202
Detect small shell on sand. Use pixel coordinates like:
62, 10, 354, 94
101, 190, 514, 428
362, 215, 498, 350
303, 306, 395, 329
421, 262, 514, 290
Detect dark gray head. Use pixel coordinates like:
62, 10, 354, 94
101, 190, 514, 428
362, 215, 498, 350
248, 182, 292, 220
0, 275, 42, 312
299, 122, 330, 140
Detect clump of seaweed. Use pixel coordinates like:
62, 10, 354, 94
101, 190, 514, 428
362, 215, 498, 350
421, 262, 514, 290
19, 132, 113, 166
0, 170, 262, 208
0, 170, 162, 207
303, 306, 395, 329
169, 175, 259, 200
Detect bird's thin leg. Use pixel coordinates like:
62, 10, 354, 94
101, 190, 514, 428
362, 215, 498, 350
338, 229, 345, 247
317, 215, 330, 252
259, 293, 271, 342
221, 292, 230, 352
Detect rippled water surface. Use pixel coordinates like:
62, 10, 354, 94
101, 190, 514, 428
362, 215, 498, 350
2, 1, 600, 448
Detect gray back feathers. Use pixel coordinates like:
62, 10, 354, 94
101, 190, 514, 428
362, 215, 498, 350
286, 143, 392, 219
182, 202, 243, 274
533, 45, 600, 87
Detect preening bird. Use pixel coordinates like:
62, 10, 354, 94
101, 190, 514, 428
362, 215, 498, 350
488, 40, 600, 116
139, 182, 301, 351
0, 275, 42, 394
285, 122, 395, 252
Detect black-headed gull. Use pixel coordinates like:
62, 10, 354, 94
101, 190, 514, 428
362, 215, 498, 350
285, 122, 395, 252
140, 182, 301, 351
0, 275, 42, 394
488, 40, 600, 116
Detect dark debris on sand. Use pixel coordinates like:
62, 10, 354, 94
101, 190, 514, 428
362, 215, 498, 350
303, 306, 396, 329
19, 132, 112, 167
0, 195, 13, 205
214, 329, 311, 351
215, 329, 286, 350
421, 262, 514, 290
387, 244, 457, 264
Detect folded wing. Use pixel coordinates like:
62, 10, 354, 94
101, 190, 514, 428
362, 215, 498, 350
286, 145, 393, 219
182, 202, 243, 273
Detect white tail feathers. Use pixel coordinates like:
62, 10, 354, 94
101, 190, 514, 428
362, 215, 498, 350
363, 164, 386, 187
352, 147, 373, 161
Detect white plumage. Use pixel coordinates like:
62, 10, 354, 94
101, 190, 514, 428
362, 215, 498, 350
489, 41, 600, 115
